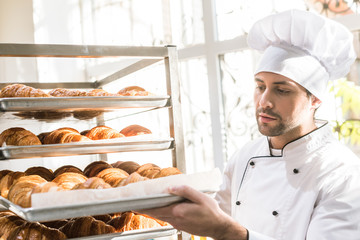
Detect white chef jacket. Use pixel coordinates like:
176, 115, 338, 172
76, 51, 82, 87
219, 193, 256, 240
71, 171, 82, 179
215, 120, 360, 240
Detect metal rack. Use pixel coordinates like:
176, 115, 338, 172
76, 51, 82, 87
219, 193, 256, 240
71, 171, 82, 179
0, 43, 186, 239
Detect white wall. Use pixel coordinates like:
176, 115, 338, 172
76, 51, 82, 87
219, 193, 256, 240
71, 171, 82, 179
0, 0, 37, 84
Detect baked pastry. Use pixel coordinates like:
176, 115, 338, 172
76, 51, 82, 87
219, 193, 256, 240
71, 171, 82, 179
43, 127, 91, 144
37, 132, 50, 144
31, 182, 64, 194
59, 216, 115, 238
136, 163, 160, 172
86, 89, 117, 96
0, 214, 26, 239
7, 175, 47, 208
0, 127, 41, 146
107, 212, 162, 232
96, 168, 129, 187
116, 161, 140, 174
115, 172, 149, 187
0, 171, 26, 198
8, 222, 67, 240
85, 126, 124, 140
136, 163, 161, 179
154, 167, 182, 178
53, 165, 84, 178
0, 170, 12, 181
41, 219, 69, 229
72, 177, 112, 190
83, 161, 112, 178
110, 160, 124, 168
52, 172, 88, 190
117, 86, 152, 96
48, 88, 87, 97
25, 166, 54, 181
93, 214, 112, 223
0, 84, 51, 98
73, 110, 103, 120
120, 124, 152, 137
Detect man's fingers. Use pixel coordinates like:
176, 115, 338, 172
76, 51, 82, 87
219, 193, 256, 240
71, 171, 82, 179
168, 185, 208, 204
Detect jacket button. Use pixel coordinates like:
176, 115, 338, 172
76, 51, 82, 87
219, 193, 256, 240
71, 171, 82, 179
272, 211, 278, 216
293, 168, 299, 174
236, 201, 241, 205
249, 161, 255, 166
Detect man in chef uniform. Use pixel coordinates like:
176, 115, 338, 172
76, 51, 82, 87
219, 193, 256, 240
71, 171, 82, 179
141, 9, 360, 240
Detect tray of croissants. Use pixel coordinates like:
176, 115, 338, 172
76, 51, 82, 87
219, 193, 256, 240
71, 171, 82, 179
0, 161, 221, 239
0, 124, 173, 160
0, 84, 169, 120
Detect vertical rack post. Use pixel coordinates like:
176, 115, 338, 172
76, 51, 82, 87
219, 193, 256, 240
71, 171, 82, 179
164, 46, 186, 174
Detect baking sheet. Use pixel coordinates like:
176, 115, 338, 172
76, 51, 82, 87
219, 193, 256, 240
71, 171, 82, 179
0, 96, 170, 112
0, 194, 184, 222
0, 137, 173, 160
0, 169, 222, 222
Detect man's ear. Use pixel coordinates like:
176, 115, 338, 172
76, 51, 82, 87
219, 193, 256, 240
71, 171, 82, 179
311, 95, 322, 110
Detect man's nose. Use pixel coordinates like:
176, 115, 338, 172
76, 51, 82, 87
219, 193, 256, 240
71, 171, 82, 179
259, 90, 273, 109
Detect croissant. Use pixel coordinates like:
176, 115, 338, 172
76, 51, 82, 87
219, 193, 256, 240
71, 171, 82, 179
48, 88, 87, 97
120, 124, 152, 137
0, 170, 12, 181
136, 163, 160, 174
96, 168, 129, 187
53, 165, 84, 178
0, 171, 26, 198
31, 182, 64, 194
107, 212, 162, 232
41, 219, 69, 229
85, 126, 124, 140
52, 172, 88, 190
43, 127, 91, 144
86, 89, 117, 96
72, 177, 112, 190
93, 214, 112, 223
110, 160, 123, 168
8, 222, 67, 240
73, 110, 103, 120
25, 166, 54, 181
7, 175, 47, 208
117, 86, 152, 96
154, 167, 182, 178
37, 131, 50, 144
0, 127, 41, 146
59, 216, 115, 238
83, 161, 112, 178
0, 84, 51, 98
115, 172, 149, 187
115, 161, 140, 174
0, 214, 26, 239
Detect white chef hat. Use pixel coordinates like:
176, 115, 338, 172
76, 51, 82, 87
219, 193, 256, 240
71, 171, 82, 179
247, 9, 356, 101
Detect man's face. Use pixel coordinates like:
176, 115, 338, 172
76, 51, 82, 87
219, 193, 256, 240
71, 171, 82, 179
254, 72, 318, 138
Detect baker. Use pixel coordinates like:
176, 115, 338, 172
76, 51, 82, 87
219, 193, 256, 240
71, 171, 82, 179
140, 9, 360, 240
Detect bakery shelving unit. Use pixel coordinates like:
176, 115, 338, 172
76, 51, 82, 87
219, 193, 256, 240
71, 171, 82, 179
0, 43, 186, 240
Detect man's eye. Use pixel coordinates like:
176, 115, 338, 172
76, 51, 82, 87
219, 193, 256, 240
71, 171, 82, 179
277, 89, 290, 94
256, 85, 265, 91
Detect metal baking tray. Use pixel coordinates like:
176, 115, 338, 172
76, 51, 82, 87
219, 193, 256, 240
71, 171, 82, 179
0, 138, 173, 160
0, 96, 170, 112
0, 193, 184, 222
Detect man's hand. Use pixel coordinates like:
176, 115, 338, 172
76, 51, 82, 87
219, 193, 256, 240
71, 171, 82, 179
139, 185, 248, 240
